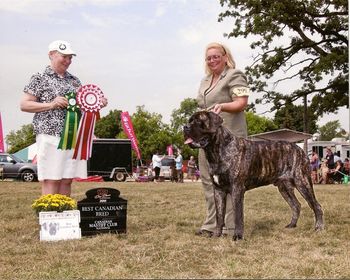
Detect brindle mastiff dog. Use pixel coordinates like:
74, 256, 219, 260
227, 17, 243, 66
184, 111, 324, 240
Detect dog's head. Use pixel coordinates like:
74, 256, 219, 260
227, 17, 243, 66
183, 111, 223, 148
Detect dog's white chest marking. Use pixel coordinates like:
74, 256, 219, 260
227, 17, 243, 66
213, 175, 219, 185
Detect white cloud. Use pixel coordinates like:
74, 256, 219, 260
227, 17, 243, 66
81, 12, 113, 28
178, 24, 203, 44
0, 0, 68, 15
155, 3, 166, 18
0, 0, 127, 16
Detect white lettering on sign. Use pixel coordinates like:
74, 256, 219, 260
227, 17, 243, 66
96, 211, 109, 216
81, 205, 124, 212
88, 220, 118, 230
81, 206, 94, 212
94, 205, 124, 211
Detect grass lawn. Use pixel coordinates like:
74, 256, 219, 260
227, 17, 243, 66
0, 180, 349, 279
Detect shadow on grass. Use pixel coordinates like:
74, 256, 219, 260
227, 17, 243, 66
249, 218, 281, 237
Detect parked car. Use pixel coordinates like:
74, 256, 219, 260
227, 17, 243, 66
0, 153, 38, 182
159, 156, 176, 180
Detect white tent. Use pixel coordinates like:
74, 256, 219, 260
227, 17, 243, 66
248, 129, 312, 143
13, 143, 37, 162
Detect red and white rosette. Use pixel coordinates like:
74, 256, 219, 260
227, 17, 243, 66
73, 84, 104, 160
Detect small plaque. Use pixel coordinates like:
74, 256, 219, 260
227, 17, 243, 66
78, 187, 127, 236
39, 210, 81, 241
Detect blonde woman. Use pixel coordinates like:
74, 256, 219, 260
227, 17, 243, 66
195, 42, 250, 237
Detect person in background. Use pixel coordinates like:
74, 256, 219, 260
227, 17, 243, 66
170, 158, 177, 183
152, 150, 164, 183
310, 151, 320, 184
20, 40, 108, 196
328, 159, 344, 183
318, 160, 329, 184
343, 158, 350, 175
187, 155, 197, 182
325, 147, 335, 170
175, 149, 184, 183
195, 42, 250, 237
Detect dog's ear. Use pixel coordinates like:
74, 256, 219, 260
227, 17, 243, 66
207, 111, 223, 132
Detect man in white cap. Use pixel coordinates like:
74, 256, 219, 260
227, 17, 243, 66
20, 40, 107, 196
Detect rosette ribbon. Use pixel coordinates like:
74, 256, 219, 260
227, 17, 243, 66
73, 84, 104, 160
58, 91, 81, 150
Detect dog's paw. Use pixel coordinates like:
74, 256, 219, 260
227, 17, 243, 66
285, 223, 297, 228
315, 222, 325, 231
233, 234, 243, 241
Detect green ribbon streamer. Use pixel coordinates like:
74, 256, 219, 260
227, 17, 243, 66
58, 92, 81, 150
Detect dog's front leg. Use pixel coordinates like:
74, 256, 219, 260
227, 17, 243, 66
231, 185, 245, 240
213, 186, 226, 237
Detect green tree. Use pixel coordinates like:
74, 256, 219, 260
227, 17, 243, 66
318, 120, 346, 141
170, 98, 198, 133
6, 124, 35, 153
219, 0, 348, 120
273, 99, 318, 133
128, 106, 172, 162
246, 111, 277, 135
94, 109, 122, 139
170, 98, 199, 160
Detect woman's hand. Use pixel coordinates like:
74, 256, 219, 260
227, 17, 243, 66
211, 96, 248, 114
51, 96, 68, 109
212, 103, 224, 114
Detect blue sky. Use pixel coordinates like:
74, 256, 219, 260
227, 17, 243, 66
0, 0, 348, 143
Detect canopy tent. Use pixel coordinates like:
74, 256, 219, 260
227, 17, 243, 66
13, 143, 37, 162
248, 129, 312, 143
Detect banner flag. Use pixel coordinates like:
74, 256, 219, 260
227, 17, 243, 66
167, 145, 173, 156
121, 111, 141, 160
0, 112, 4, 152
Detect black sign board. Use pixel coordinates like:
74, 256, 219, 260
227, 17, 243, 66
77, 187, 127, 236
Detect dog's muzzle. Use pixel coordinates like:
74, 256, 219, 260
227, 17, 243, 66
183, 125, 209, 148
183, 124, 191, 134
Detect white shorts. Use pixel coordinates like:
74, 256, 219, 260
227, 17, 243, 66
36, 134, 87, 181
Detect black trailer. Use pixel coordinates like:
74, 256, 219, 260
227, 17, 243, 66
87, 139, 133, 182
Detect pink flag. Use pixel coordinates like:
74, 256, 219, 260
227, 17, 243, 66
0, 112, 4, 152
167, 145, 173, 156
120, 111, 141, 160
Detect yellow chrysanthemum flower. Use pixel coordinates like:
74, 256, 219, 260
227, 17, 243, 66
31, 194, 77, 215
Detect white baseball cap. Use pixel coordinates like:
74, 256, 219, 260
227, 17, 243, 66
48, 40, 76, 55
